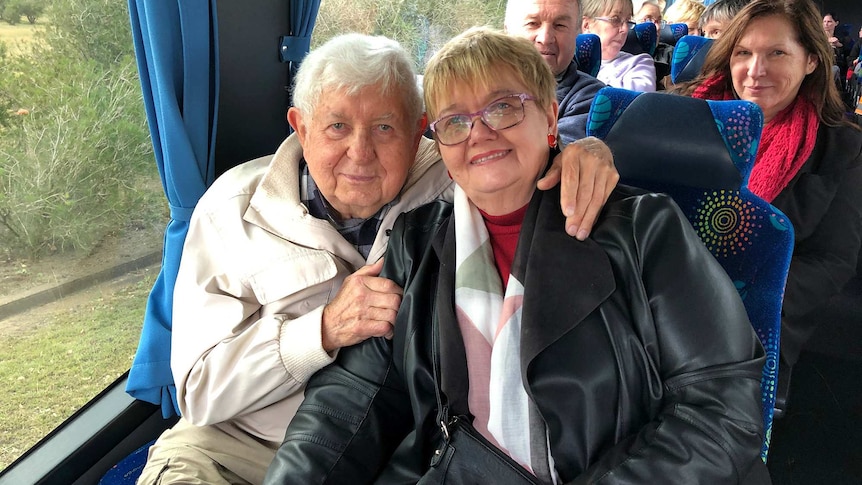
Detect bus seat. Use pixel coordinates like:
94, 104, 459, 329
670, 35, 714, 85
575, 33, 601, 78
586, 87, 795, 462
622, 21, 657, 56
660, 22, 690, 46
98, 439, 156, 484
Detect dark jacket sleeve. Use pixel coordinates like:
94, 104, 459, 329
572, 193, 766, 484
557, 67, 605, 146
773, 124, 862, 363
263, 216, 417, 485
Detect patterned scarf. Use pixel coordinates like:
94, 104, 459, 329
692, 72, 819, 202
452, 185, 557, 483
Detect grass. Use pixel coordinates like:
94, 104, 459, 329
0, 271, 155, 470
0, 22, 45, 56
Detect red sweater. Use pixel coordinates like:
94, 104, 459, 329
480, 204, 528, 286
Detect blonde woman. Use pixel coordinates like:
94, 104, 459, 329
582, 0, 657, 91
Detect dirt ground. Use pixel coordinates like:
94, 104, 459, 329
0, 225, 164, 332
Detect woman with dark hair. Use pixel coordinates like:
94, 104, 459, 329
675, 0, 862, 407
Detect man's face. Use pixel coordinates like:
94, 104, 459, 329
288, 84, 424, 220
506, 0, 579, 76
636, 3, 663, 32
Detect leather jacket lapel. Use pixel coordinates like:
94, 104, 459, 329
519, 188, 616, 371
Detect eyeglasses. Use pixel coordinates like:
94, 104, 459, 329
429, 93, 536, 146
638, 17, 667, 28
594, 16, 636, 30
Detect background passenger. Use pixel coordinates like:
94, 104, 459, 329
581, 0, 658, 91
665, 0, 706, 36
700, 0, 748, 39
265, 26, 768, 485
674, 0, 862, 416
504, 0, 608, 146
138, 32, 618, 485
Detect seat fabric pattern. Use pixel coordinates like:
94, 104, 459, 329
670, 35, 714, 84
622, 22, 657, 56
587, 87, 794, 462
575, 33, 601, 78
660, 22, 690, 45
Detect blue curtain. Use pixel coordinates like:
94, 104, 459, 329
281, 0, 322, 103
125, 0, 219, 418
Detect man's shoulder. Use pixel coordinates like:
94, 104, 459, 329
199, 155, 273, 207
557, 62, 605, 101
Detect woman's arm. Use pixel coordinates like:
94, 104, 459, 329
264, 211, 432, 484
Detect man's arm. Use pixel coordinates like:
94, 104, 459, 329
538, 137, 619, 240
172, 203, 400, 430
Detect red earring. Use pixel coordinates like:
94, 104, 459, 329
548, 134, 557, 148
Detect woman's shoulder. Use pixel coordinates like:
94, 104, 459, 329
815, 122, 862, 168
391, 199, 453, 235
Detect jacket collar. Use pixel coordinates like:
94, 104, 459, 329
245, 134, 450, 266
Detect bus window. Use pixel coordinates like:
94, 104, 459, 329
0, 2, 164, 470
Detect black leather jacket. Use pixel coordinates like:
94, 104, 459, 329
265, 185, 767, 484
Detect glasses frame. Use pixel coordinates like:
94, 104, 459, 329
429, 93, 536, 146
638, 17, 667, 29
593, 16, 637, 30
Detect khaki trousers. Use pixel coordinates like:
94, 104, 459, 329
137, 418, 279, 485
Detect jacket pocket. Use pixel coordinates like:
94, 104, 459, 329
247, 250, 339, 304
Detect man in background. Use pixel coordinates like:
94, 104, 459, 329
504, 0, 605, 145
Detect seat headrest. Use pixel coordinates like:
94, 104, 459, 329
670, 35, 714, 84
622, 22, 657, 56
660, 23, 690, 45
575, 33, 601, 78
586, 87, 763, 190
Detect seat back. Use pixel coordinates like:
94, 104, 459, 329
575, 33, 601, 78
622, 21, 657, 56
660, 22, 690, 45
670, 35, 714, 84
586, 87, 794, 462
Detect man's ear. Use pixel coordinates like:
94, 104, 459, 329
287, 107, 307, 143
581, 16, 591, 33
415, 113, 428, 145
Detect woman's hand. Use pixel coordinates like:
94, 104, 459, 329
538, 137, 619, 240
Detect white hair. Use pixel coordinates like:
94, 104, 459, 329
291, 33, 423, 123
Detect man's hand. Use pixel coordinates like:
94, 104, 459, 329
321, 259, 403, 352
537, 136, 619, 240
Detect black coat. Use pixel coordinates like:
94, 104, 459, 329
772, 123, 862, 365
265, 186, 767, 484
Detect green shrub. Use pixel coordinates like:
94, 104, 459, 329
0, 3, 161, 258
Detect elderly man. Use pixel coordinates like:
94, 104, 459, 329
137, 33, 616, 484
504, 0, 606, 145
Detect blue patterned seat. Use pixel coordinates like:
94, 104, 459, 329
586, 87, 794, 462
670, 35, 714, 84
575, 33, 601, 78
622, 21, 657, 56
660, 22, 690, 46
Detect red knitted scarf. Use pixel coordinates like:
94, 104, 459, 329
692, 73, 819, 202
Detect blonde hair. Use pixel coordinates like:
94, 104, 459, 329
422, 27, 556, 122
581, 0, 634, 19
664, 0, 706, 24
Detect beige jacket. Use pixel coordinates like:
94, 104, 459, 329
171, 134, 451, 443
